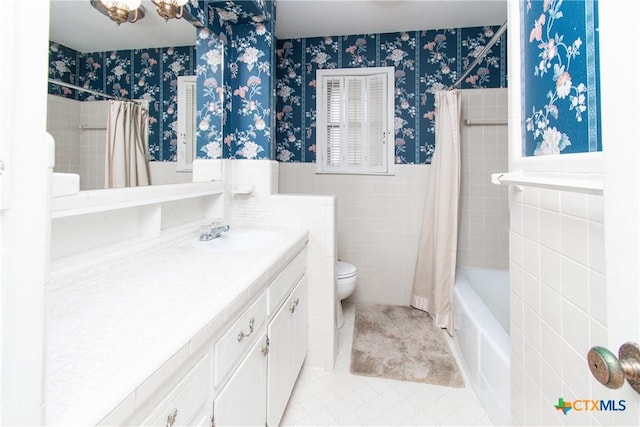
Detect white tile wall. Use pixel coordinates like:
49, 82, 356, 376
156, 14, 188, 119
79, 101, 109, 190
458, 88, 509, 270
47, 95, 81, 176
47, 96, 189, 190
279, 163, 429, 306
221, 160, 337, 370
147, 162, 193, 185
46, 96, 107, 190
509, 179, 608, 426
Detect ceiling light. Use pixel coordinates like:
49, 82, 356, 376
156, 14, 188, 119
151, 0, 189, 21
90, 0, 145, 25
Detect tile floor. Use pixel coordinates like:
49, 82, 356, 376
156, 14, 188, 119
280, 300, 493, 426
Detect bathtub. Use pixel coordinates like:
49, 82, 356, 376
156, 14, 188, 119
454, 268, 510, 426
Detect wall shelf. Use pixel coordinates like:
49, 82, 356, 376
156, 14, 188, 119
50, 181, 226, 262
51, 181, 224, 218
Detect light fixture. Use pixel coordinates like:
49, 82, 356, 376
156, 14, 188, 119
151, 0, 188, 21
90, 0, 145, 25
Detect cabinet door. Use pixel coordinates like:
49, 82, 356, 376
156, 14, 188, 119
267, 277, 307, 427
290, 277, 307, 381
214, 333, 268, 427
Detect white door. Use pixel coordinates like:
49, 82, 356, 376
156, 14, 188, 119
599, 1, 640, 424
214, 333, 268, 427
1, 1, 50, 424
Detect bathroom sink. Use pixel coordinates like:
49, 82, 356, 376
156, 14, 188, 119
52, 172, 80, 198
192, 228, 284, 253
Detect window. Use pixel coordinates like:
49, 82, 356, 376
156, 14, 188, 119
177, 75, 197, 171
316, 67, 394, 175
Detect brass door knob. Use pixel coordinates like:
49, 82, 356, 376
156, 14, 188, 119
588, 342, 640, 394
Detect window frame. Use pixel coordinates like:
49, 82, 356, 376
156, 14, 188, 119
315, 67, 395, 176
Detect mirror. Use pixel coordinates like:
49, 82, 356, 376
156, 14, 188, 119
47, 0, 211, 190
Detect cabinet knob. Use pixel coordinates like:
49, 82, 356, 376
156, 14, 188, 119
166, 408, 178, 427
588, 342, 640, 394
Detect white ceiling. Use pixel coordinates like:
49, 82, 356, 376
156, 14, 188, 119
49, 0, 507, 53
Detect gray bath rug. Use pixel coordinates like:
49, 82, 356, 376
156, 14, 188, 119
350, 302, 465, 388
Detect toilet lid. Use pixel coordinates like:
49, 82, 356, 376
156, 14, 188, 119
337, 261, 357, 279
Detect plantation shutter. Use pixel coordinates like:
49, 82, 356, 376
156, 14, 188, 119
326, 77, 342, 167
177, 76, 197, 171
318, 68, 391, 174
345, 76, 365, 167
366, 73, 386, 170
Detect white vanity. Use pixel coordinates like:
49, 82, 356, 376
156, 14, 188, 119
46, 190, 310, 426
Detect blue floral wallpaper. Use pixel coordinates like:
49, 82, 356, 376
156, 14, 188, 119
48, 42, 196, 161
275, 26, 508, 164
50, 1, 509, 165
522, 0, 600, 156
195, 0, 275, 160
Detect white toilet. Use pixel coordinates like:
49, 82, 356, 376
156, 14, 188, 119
336, 261, 358, 329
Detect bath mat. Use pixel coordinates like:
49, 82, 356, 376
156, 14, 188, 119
350, 302, 464, 388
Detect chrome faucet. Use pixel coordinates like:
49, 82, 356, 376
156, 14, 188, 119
199, 223, 230, 241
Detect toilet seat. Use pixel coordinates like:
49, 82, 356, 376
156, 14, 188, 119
337, 261, 357, 279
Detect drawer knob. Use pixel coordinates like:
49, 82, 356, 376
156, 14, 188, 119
237, 317, 255, 342
166, 408, 178, 427
288, 297, 300, 314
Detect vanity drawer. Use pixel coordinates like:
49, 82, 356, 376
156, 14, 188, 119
140, 352, 211, 427
214, 293, 267, 387
267, 249, 306, 315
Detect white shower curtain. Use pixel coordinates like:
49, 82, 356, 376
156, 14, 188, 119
106, 100, 151, 188
410, 90, 461, 335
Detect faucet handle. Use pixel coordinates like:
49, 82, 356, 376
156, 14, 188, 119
199, 224, 212, 237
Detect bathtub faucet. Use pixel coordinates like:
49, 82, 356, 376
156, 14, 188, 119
199, 223, 230, 241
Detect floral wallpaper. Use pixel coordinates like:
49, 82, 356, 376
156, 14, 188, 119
207, 0, 270, 28
522, 0, 600, 156
275, 25, 508, 164
48, 42, 196, 161
196, 0, 275, 160
195, 27, 225, 160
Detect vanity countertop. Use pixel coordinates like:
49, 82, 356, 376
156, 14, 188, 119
45, 223, 308, 426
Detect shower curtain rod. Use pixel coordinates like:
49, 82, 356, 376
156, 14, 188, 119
48, 78, 120, 100
449, 21, 508, 91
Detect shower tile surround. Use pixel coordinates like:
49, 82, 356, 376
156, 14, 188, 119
508, 163, 607, 426
46, 95, 190, 190
510, 2, 609, 425
47, 95, 107, 190
458, 89, 509, 270
47, 95, 81, 176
